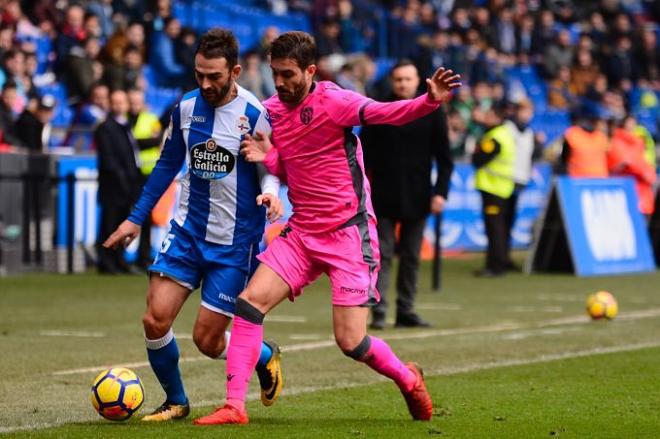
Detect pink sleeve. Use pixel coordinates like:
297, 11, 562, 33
322, 85, 372, 127
324, 84, 441, 127
264, 147, 287, 184
361, 93, 440, 126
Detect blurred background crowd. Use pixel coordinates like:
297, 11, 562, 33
0, 0, 657, 164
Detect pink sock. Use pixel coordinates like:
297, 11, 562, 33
225, 316, 263, 412
360, 336, 416, 392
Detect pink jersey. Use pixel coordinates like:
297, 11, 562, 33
264, 81, 440, 234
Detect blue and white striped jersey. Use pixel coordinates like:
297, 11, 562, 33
128, 85, 279, 245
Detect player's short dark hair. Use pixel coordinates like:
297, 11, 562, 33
195, 28, 238, 68
268, 31, 317, 69
390, 59, 418, 76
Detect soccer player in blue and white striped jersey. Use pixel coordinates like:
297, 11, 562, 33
103, 29, 284, 422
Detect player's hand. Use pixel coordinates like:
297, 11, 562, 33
430, 195, 446, 214
103, 220, 141, 249
426, 67, 462, 102
241, 130, 272, 163
257, 193, 284, 222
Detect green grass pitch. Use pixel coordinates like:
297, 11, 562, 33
1, 254, 660, 438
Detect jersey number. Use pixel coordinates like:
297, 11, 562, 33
160, 233, 175, 253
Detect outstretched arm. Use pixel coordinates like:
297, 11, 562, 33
326, 67, 462, 127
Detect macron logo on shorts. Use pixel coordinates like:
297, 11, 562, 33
340, 286, 367, 296
218, 293, 236, 303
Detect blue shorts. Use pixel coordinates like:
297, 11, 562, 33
149, 222, 259, 317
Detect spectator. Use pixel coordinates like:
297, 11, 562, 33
83, 12, 103, 43
362, 60, 454, 328
87, 0, 115, 40
316, 18, 343, 57
447, 107, 468, 158
148, 17, 186, 87
122, 44, 145, 90
516, 14, 534, 57
570, 50, 600, 97
240, 52, 267, 100
0, 80, 22, 146
543, 29, 573, 79
0, 49, 28, 112
635, 28, 659, 82
125, 21, 146, 58
14, 94, 55, 153
175, 26, 197, 91
531, 9, 557, 57
607, 36, 638, 86
65, 36, 102, 103
548, 66, 576, 109
95, 89, 141, 274
54, 4, 86, 74
494, 8, 517, 55
66, 82, 109, 150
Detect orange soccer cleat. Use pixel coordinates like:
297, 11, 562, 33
401, 362, 433, 421
193, 403, 249, 426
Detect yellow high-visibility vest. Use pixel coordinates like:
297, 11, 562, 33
133, 111, 162, 176
475, 124, 516, 198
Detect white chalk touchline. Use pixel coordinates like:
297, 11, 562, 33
10, 340, 660, 435
40, 330, 106, 338
51, 307, 660, 376
267, 315, 308, 323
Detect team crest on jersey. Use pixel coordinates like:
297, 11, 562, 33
236, 116, 251, 134
206, 139, 218, 152
190, 139, 235, 180
300, 106, 313, 125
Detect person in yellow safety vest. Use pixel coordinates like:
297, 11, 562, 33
632, 123, 656, 169
128, 87, 163, 269
471, 103, 515, 277
557, 108, 609, 177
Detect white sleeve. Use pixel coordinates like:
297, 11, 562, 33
257, 163, 280, 196
254, 108, 279, 195
254, 109, 272, 137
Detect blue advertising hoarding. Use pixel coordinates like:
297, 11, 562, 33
55, 157, 552, 258
555, 177, 655, 276
430, 163, 553, 252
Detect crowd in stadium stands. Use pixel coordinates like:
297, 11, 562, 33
0, 0, 657, 168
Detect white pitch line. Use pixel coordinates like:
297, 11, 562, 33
267, 315, 308, 323
39, 330, 106, 338
289, 334, 324, 341
416, 303, 462, 311
51, 307, 660, 376
17, 340, 660, 435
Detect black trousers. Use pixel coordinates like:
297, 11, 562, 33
373, 217, 426, 318
137, 216, 153, 268
480, 190, 509, 274
97, 203, 132, 273
504, 189, 519, 263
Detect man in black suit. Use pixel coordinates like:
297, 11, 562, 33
95, 89, 142, 273
362, 60, 454, 329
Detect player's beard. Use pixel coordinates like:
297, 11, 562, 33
277, 79, 309, 105
202, 79, 233, 106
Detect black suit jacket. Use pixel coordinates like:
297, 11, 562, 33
95, 117, 142, 207
361, 101, 454, 220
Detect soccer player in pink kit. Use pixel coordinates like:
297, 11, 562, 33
194, 31, 461, 426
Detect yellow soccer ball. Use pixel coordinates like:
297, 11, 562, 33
91, 367, 144, 421
586, 291, 618, 320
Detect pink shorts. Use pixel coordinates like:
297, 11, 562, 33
257, 218, 381, 307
